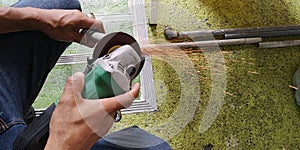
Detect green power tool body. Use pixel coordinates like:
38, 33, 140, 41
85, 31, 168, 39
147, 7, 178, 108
82, 44, 143, 99
13, 31, 145, 150
83, 31, 144, 99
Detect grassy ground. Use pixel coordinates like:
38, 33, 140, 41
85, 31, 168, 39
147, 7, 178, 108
35, 0, 300, 149
135, 0, 300, 149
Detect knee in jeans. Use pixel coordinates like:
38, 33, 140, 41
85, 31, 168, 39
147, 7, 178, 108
12, 0, 82, 11
60, 0, 82, 11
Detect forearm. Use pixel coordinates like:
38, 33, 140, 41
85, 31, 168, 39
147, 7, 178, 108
0, 6, 104, 43
0, 7, 43, 33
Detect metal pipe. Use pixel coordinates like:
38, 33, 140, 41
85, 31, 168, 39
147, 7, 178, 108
149, 0, 159, 27
258, 40, 300, 48
219, 25, 300, 34
164, 25, 300, 40
225, 30, 300, 39
145, 37, 262, 49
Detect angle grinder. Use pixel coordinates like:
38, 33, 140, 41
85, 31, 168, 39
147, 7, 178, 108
57, 30, 145, 122
13, 30, 145, 150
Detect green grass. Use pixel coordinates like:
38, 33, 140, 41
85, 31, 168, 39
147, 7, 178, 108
34, 64, 75, 108
122, 0, 300, 149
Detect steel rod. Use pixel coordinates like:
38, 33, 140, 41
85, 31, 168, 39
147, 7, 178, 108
218, 25, 300, 34
225, 30, 300, 39
145, 37, 262, 49
164, 25, 300, 40
258, 40, 300, 48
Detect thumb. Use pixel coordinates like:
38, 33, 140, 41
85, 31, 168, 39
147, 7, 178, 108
71, 72, 85, 98
101, 83, 140, 114
60, 72, 85, 104
116, 83, 140, 108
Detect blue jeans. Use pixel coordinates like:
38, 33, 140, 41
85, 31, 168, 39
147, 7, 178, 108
0, 0, 171, 149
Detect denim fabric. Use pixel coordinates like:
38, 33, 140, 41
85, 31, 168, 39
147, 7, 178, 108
0, 124, 25, 150
92, 126, 172, 150
0, 0, 78, 149
12, 0, 82, 11
0, 31, 72, 132
0, 0, 171, 149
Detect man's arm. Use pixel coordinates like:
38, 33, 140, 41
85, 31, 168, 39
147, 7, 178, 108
0, 7, 38, 33
0, 7, 104, 43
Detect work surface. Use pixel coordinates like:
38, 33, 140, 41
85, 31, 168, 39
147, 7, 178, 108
119, 0, 300, 149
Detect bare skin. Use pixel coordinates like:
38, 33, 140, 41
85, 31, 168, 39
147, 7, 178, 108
45, 72, 140, 150
0, 7, 104, 43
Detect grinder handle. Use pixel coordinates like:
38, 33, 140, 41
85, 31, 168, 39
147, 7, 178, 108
80, 12, 106, 44
80, 29, 106, 44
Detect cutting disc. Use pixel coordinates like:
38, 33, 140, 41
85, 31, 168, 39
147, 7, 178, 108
91, 32, 145, 80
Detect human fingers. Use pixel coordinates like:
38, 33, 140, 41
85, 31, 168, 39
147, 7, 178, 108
59, 72, 85, 105
61, 11, 105, 43
78, 12, 105, 33
86, 20, 105, 34
101, 83, 140, 114
79, 12, 105, 46
79, 20, 105, 47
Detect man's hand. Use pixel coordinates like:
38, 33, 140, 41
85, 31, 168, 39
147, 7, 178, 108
44, 72, 140, 150
0, 7, 104, 44
35, 9, 104, 43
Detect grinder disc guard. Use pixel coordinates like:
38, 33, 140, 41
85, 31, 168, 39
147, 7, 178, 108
85, 32, 145, 80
